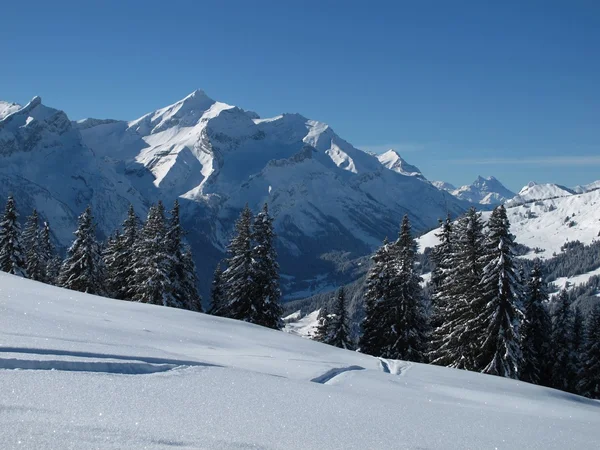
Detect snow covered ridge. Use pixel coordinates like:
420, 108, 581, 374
418, 187, 600, 261
0, 91, 467, 298
506, 181, 576, 207
1, 273, 599, 449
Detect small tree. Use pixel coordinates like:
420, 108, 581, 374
209, 262, 226, 316
0, 195, 27, 277
313, 305, 332, 343
550, 290, 576, 392
22, 209, 44, 281
39, 221, 58, 284
327, 287, 353, 349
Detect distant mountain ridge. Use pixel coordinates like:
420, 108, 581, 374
0, 90, 467, 299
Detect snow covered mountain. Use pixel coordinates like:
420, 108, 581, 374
0, 91, 467, 298
419, 187, 600, 260
375, 149, 425, 179
506, 181, 576, 207
450, 175, 516, 205
2, 272, 599, 449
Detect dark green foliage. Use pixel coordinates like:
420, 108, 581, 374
209, 262, 226, 316
550, 290, 577, 392
22, 209, 44, 281
475, 205, 524, 378
327, 287, 353, 350
520, 260, 552, 385
130, 202, 171, 305
0, 196, 27, 277
430, 208, 486, 370
250, 203, 282, 329
578, 305, 600, 399
222, 205, 255, 321
58, 206, 105, 295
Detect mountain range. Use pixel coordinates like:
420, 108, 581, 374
0, 90, 468, 299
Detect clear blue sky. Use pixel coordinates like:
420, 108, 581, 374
2, 0, 599, 191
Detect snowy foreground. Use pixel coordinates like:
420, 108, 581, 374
1, 274, 599, 449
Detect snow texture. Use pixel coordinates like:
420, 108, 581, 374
1, 273, 599, 449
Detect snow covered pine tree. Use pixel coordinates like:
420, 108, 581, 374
0, 195, 27, 277
58, 206, 105, 295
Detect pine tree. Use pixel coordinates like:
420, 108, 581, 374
103, 231, 126, 298
385, 215, 428, 362
577, 305, 600, 399
572, 307, 585, 392
165, 200, 202, 310
209, 262, 226, 316
120, 205, 140, 300
430, 214, 453, 329
58, 206, 105, 294
250, 203, 282, 329
475, 205, 524, 378
327, 287, 353, 349
222, 205, 255, 321
39, 221, 58, 284
430, 208, 485, 369
22, 209, 44, 281
0, 196, 27, 277
520, 260, 552, 385
550, 289, 576, 392
180, 245, 203, 312
130, 202, 172, 305
313, 305, 332, 343
360, 237, 395, 357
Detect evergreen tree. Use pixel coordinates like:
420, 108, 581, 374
430, 214, 453, 329
475, 205, 524, 378
222, 205, 255, 321
22, 209, 44, 281
39, 221, 58, 284
118, 205, 140, 300
360, 237, 395, 356
58, 206, 105, 294
572, 307, 585, 392
313, 305, 332, 343
430, 208, 486, 369
165, 200, 202, 311
550, 289, 576, 392
250, 203, 282, 329
0, 195, 27, 277
130, 202, 172, 305
385, 215, 428, 362
520, 260, 552, 385
578, 305, 600, 399
103, 231, 126, 298
180, 245, 203, 312
327, 287, 353, 349
209, 262, 226, 316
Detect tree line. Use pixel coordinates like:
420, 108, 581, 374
312, 206, 599, 400
0, 196, 283, 330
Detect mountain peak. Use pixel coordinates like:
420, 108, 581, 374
376, 149, 424, 179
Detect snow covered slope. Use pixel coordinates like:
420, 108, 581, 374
0, 91, 467, 298
418, 188, 600, 260
0, 101, 21, 119
450, 175, 516, 205
574, 180, 600, 194
1, 273, 599, 449
506, 181, 575, 207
